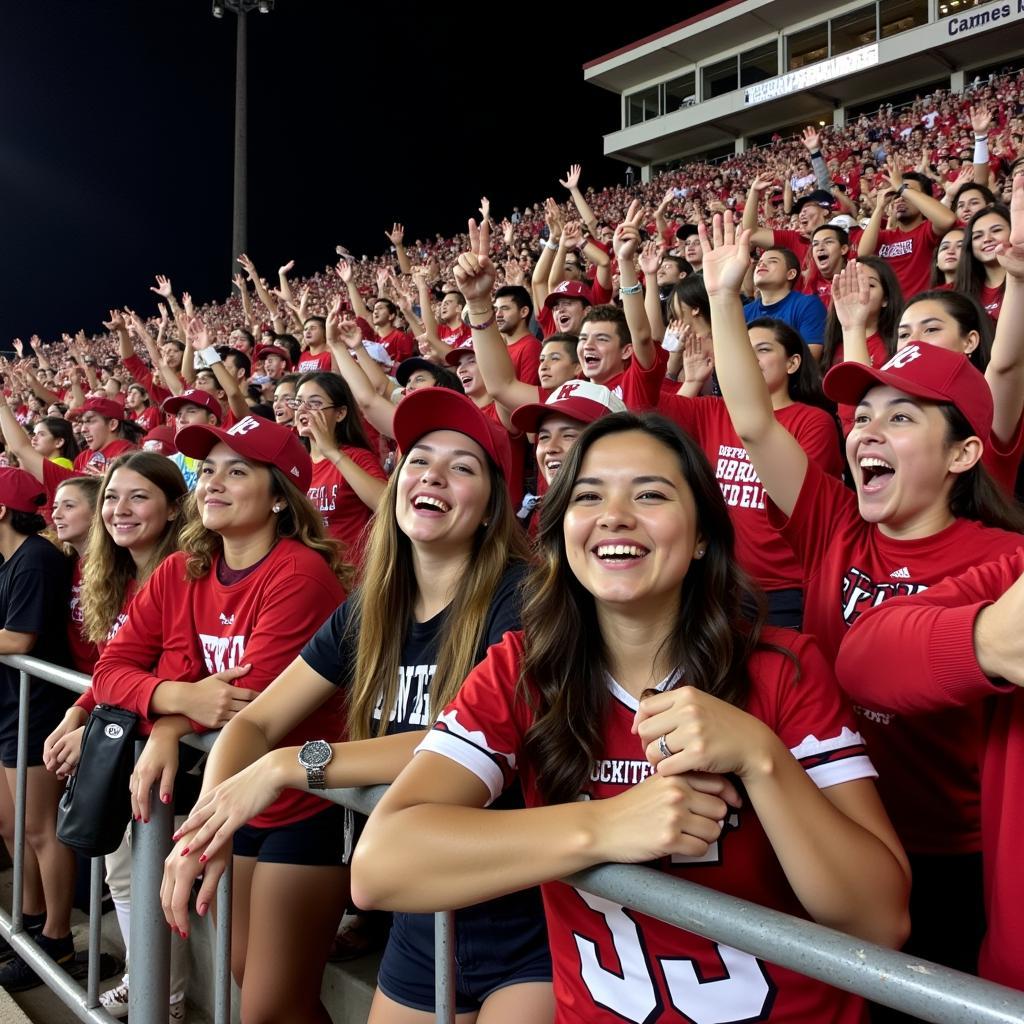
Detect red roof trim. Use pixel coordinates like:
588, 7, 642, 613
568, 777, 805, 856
583, 0, 749, 70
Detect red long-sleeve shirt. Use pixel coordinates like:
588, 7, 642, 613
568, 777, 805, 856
835, 550, 1024, 990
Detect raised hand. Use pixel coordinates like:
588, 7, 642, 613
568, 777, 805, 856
698, 212, 752, 297
237, 253, 258, 280
801, 125, 821, 153
655, 188, 675, 215
478, 196, 491, 223
638, 239, 661, 277
150, 274, 173, 298
278, 259, 295, 276
995, 173, 1024, 281
558, 164, 582, 191
612, 199, 645, 263
187, 316, 215, 351
883, 157, 903, 192
831, 261, 872, 330
11, 339, 23, 358
384, 223, 405, 247
561, 220, 584, 250
543, 197, 564, 239
453, 219, 497, 303
969, 104, 992, 137
680, 324, 714, 386
750, 172, 774, 193
504, 258, 525, 287
500, 218, 514, 247
29, 335, 41, 351
332, 317, 364, 351
232, 273, 248, 293
335, 259, 353, 285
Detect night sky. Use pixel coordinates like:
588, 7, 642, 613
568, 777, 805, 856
0, 2, 714, 342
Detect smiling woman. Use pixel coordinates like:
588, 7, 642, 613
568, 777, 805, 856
350, 412, 911, 1024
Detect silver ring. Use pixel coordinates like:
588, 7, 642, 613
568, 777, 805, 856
658, 734, 672, 759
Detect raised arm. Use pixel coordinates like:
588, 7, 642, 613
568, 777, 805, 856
705, 213, 808, 517
856, 187, 893, 257
741, 173, 777, 250
531, 198, 563, 311
188, 319, 248, 421
830, 262, 874, 366
888, 159, 956, 233
639, 240, 665, 340
457, 219, 542, 412
0, 388, 43, 481
558, 164, 599, 237
969, 105, 992, 188
336, 259, 372, 322
612, 201, 654, 368
326, 310, 399, 438
384, 223, 412, 276
801, 126, 833, 192
549, 220, 584, 292
985, 173, 1024, 444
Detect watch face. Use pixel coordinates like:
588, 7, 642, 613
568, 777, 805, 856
301, 740, 332, 767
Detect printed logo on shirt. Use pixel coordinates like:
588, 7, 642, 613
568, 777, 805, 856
590, 759, 656, 787
70, 585, 84, 625
878, 238, 914, 259
841, 565, 927, 626
309, 482, 338, 516
199, 633, 248, 673
714, 445, 765, 510
889, 567, 911, 579
107, 613, 130, 641
219, 612, 235, 625
374, 663, 436, 728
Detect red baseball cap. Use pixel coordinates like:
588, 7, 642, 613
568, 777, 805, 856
175, 414, 313, 491
161, 389, 223, 423
69, 398, 126, 422
543, 280, 593, 309
253, 344, 293, 369
511, 380, 626, 434
141, 425, 178, 455
444, 341, 475, 367
393, 389, 512, 482
823, 342, 992, 444
0, 468, 46, 513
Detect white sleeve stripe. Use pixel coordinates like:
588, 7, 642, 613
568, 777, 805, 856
806, 755, 878, 789
416, 731, 505, 805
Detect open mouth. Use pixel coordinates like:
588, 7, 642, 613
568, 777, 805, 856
555, 313, 574, 331
412, 495, 450, 514
581, 352, 601, 371
859, 456, 895, 494
593, 542, 650, 563
544, 458, 562, 475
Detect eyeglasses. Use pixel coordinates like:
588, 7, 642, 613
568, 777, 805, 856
285, 398, 336, 411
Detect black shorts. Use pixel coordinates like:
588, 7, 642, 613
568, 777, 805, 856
0, 677, 74, 768
233, 804, 346, 866
377, 891, 551, 1014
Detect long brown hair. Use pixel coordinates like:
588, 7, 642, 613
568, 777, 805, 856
344, 449, 529, 740
81, 453, 187, 642
520, 413, 771, 805
179, 467, 351, 588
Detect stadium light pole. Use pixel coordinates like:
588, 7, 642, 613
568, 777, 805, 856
211, 0, 275, 281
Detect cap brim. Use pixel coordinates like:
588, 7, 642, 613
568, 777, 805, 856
510, 399, 598, 434
822, 362, 953, 408
173, 423, 234, 461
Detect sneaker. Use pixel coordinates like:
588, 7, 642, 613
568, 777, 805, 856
0, 914, 44, 967
169, 996, 187, 1023
99, 977, 130, 1020
0, 932, 74, 993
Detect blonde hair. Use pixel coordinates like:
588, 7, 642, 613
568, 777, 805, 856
345, 452, 528, 740
179, 466, 352, 589
81, 453, 187, 643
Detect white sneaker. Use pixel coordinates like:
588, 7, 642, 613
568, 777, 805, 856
99, 978, 130, 1020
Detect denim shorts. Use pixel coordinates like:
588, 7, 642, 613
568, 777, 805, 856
377, 889, 551, 1013
233, 804, 346, 866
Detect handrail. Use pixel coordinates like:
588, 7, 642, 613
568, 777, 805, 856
5, 655, 1024, 1024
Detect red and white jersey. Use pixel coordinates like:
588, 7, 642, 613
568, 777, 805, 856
438, 322, 472, 349
92, 540, 346, 828
73, 439, 136, 475
421, 629, 874, 1024
296, 350, 333, 374
767, 458, 1024, 853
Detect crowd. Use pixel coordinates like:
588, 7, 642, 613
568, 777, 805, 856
0, 65, 1021, 1024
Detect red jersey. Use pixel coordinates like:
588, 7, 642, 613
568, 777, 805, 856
307, 448, 386, 565
655, 396, 843, 591
603, 347, 671, 412
377, 329, 415, 368
979, 282, 1004, 322
73, 439, 136, 475
835, 549, 1024, 990
438, 322, 471, 349
422, 629, 875, 1024
41, 459, 78, 504
68, 559, 98, 675
874, 221, 941, 299
132, 406, 161, 432
766, 458, 1024, 853
92, 541, 346, 828
507, 334, 542, 386
123, 354, 176, 407
480, 401, 527, 506
982, 410, 1024, 495
295, 350, 333, 374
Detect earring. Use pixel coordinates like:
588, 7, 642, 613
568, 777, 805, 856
272, 504, 282, 513
694, 545, 706, 559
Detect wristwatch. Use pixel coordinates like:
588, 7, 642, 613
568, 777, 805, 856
297, 739, 333, 790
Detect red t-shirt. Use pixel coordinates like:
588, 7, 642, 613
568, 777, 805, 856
422, 629, 875, 1024
507, 334, 542, 386
656, 396, 843, 591
132, 406, 161, 432
835, 549, 1024, 990
123, 354, 177, 407
73, 439, 136, 475
295, 350, 333, 375
536, 306, 558, 340
874, 221, 941, 299
481, 401, 528, 507
438, 322, 471, 349
979, 282, 1004, 322
602, 347, 670, 412
307, 448, 386, 566
42, 459, 78, 504
767, 458, 1024, 854
377, 329, 416, 368
92, 541, 346, 828
982, 410, 1024, 495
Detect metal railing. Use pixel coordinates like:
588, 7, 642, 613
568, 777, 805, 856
4, 654, 1024, 1024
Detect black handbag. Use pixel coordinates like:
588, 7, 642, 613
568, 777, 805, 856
56, 704, 140, 857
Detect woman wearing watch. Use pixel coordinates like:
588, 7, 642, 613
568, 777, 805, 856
161, 389, 554, 1024
91, 414, 350, 1024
